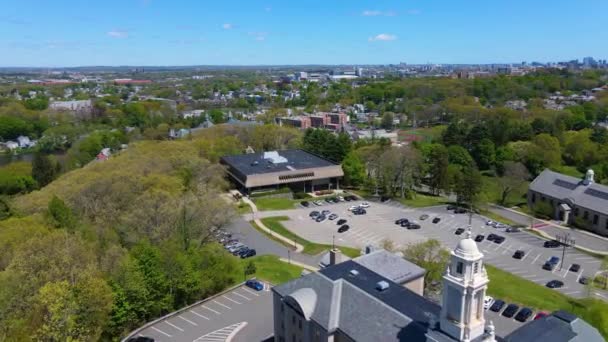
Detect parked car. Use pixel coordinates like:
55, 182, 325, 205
407, 223, 421, 230
328, 213, 338, 220
337, 196, 345, 202
344, 196, 353, 202
309, 211, 320, 218
419, 214, 429, 220
313, 200, 323, 206
569, 264, 581, 272
380, 196, 391, 202
506, 227, 521, 233
546, 280, 564, 288
486, 220, 495, 226
513, 250, 526, 259
432, 217, 441, 224
534, 312, 549, 320
301, 201, 310, 207
489, 300, 505, 312
240, 249, 256, 259
446, 205, 455, 210
337, 219, 347, 225
515, 308, 533, 322
487, 233, 498, 241
400, 221, 410, 228
359, 202, 370, 208
246, 279, 264, 291
231, 245, 248, 255
315, 215, 326, 222
475, 235, 485, 242
226, 243, 244, 252
338, 225, 350, 233
348, 205, 359, 211
353, 208, 366, 215
493, 236, 505, 244
322, 210, 331, 216
237, 247, 251, 256
542, 256, 559, 271
455, 228, 465, 235
544, 240, 561, 248
502, 304, 519, 318
396, 218, 408, 225
579, 276, 590, 285
325, 198, 333, 203
483, 296, 495, 310
127, 337, 155, 342
454, 207, 467, 214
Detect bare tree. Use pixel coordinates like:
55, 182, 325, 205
497, 161, 530, 205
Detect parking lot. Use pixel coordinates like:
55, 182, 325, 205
134, 283, 273, 342
277, 200, 603, 300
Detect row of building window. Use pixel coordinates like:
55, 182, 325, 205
532, 193, 608, 229
278, 172, 315, 181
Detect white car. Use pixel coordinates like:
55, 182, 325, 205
485, 220, 495, 226
359, 202, 370, 208
313, 200, 323, 206
337, 196, 345, 201
348, 205, 359, 211
483, 296, 495, 310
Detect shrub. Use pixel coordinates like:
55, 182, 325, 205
532, 201, 554, 220
293, 192, 311, 199
249, 187, 291, 198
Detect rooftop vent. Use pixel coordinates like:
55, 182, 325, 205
250, 161, 259, 166
263, 151, 288, 164
349, 269, 359, 277
376, 280, 389, 292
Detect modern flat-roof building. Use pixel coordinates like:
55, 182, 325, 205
272, 230, 603, 342
220, 150, 344, 194
528, 169, 608, 236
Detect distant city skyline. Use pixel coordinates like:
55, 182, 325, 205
1, 0, 607, 67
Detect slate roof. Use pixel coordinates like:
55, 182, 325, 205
504, 310, 604, 342
529, 169, 608, 214
352, 250, 426, 284
273, 260, 444, 342
220, 149, 338, 176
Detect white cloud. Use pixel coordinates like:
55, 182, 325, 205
107, 30, 128, 38
362, 10, 396, 17
368, 33, 397, 42
222, 23, 233, 30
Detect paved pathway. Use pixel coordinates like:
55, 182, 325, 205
489, 205, 608, 255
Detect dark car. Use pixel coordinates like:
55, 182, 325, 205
338, 225, 350, 233
309, 211, 320, 218
401, 221, 410, 227
487, 233, 498, 241
544, 240, 561, 248
546, 280, 564, 288
325, 197, 333, 203
534, 312, 549, 320
515, 308, 533, 322
337, 219, 347, 225
420, 214, 429, 220
240, 249, 256, 259
353, 208, 366, 215
489, 300, 505, 312
432, 217, 441, 224
380, 196, 391, 202
396, 218, 408, 225
475, 235, 485, 242
513, 250, 526, 259
570, 264, 581, 272
446, 205, 455, 210
454, 207, 467, 214
455, 228, 465, 235
493, 236, 505, 244
301, 201, 310, 207
315, 215, 326, 222
344, 196, 352, 202
407, 223, 421, 230
579, 276, 590, 285
246, 279, 264, 291
502, 304, 519, 318
542, 262, 556, 271
127, 337, 155, 342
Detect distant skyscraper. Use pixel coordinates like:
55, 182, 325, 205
583, 57, 597, 67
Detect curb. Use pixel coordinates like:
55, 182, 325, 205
121, 281, 245, 341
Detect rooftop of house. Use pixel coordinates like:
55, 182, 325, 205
504, 310, 604, 342
220, 149, 338, 176
529, 169, 608, 214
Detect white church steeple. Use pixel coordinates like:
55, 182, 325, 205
440, 228, 493, 341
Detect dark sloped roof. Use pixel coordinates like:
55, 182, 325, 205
504, 310, 604, 342
220, 149, 337, 176
529, 169, 608, 214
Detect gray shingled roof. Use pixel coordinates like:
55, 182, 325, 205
353, 250, 426, 284
504, 310, 604, 342
529, 169, 608, 214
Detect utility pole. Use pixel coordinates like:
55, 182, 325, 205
556, 233, 575, 271
287, 249, 291, 264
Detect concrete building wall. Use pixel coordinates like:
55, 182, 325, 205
403, 276, 425, 296
273, 293, 313, 342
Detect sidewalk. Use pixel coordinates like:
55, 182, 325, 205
230, 190, 304, 253
488, 204, 608, 256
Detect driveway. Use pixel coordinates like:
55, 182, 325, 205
267, 200, 605, 301
134, 283, 273, 342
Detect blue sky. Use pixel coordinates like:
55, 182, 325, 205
1, 0, 607, 66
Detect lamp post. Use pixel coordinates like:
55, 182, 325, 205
556, 233, 575, 271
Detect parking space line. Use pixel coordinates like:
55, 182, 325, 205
190, 309, 210, 320
561, 267, 570, 278
520, 251, 529, 261
178, 315, 198, 326
213, 300, 232, 310
165, 320, 184, 332
531, 254, 541, 264
151, 326, 172, 337
564, 290, 582, 295
576, 270, 584, 283
222, 295, 242, 305
232, 291, 251, 301
202, 305, 221, 314
501, 244, 513, 254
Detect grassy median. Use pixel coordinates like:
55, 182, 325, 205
251, 216, 361, 258
240, 255, 303, 284
486, 264, 608, 339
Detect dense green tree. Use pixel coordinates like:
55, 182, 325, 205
341, 151, 366, 187
447, 145, 475, 168
48, 195, 76, 231
380, 112, 394, 130
32, 153, 61, 187
472, 138, 496, 170
452, 164, 483, 206
426, 144, 450, 195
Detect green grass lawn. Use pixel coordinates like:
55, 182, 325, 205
252, 197, 298, 211
239, 255, 303, 285
480, 175, 529, 208
479, 210, 520, 227
399, 193, 450, 208
486, 264, 608, 339
258, 216, 361, 258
